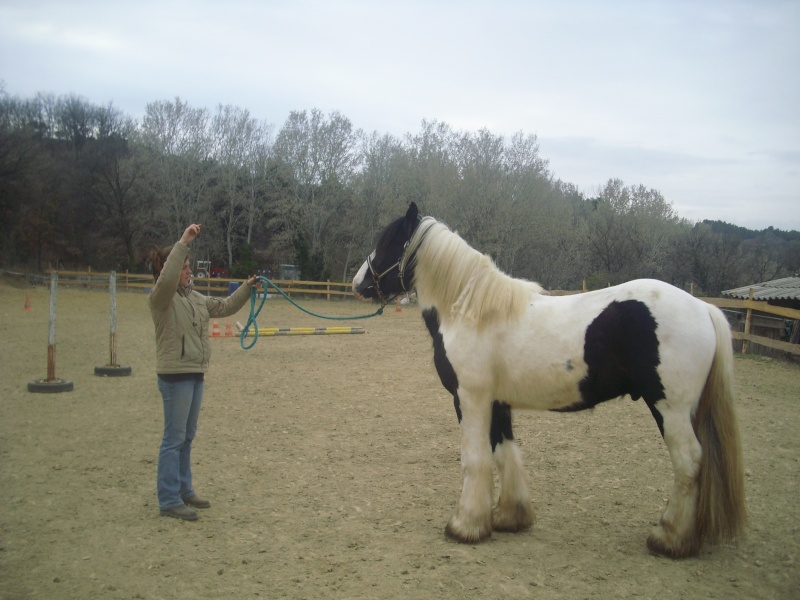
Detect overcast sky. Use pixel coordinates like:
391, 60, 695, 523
1, 0, 798, 230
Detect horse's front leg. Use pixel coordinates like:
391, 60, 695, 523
490, 401, 534, 532
445, 389, 494, 543
493, 441, 535, 532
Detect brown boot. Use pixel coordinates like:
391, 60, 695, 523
183, 494, 211, 509
160, 504, 199, 521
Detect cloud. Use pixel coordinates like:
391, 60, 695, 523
540, 137, 732, 181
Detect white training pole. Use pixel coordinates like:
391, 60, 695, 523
109, 270, 117, 366
94, 270, 132, 377
29, 271, 73, 393
46, 271, 57, 381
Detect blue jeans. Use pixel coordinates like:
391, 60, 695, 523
157, 376, 204, 510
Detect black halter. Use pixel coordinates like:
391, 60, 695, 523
366, 240, 411, 307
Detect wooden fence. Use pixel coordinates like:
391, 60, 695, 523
41, 270, 354, 301
36, 270, 800, 358
702, 296, 800, 357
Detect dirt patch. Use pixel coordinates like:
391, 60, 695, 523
1, 283, 798, 599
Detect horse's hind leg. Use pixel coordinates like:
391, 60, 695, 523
491, 402, 534, 532
647, 404, 702, 558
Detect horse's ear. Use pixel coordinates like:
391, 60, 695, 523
406, 202, 419, 222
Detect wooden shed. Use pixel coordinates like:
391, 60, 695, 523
721, 277, 800, 359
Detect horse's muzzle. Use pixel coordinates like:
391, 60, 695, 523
351, 278, 371, 302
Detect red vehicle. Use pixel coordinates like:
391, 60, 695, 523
195, 261, 230, 278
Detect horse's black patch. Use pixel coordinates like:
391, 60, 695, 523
573, 299, 666, 436
422, 307, 514, 450
422, 308, 461, 421
490, 401, 513, 451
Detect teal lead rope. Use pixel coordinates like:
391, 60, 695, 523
240, 275, 384, 349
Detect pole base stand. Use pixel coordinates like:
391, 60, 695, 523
94, 364, 132, 377
28, 378, 74, 393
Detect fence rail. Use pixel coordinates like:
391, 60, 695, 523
42, 269, 354, 300
701, 297, 800, 357
32, 270, 800, 357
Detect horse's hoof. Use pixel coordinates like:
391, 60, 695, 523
444, 516, 492, 544
493, 503, 535, 532
647, 526, 700, 559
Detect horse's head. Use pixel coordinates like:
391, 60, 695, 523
352, 202, 421, 304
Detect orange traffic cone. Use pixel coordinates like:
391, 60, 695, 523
395, 299, 402, 313
211, 320, 221, 338
24, 290, 32, 311
224, 319, 233, 337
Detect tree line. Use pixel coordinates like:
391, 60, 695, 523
1, 89, 798, 295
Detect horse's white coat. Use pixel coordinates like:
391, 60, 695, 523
432, 281, 716, 411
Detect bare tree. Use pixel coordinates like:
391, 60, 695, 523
403, 119, 460, 216
243, 123, 275, 247
625, 184, 682, 280
274, 109, 361, 279
210, 104, 267, 269
83, 104, 147, 270
740, 234, 785, 283
139, 98, 214, 251
347, 131, 407, 279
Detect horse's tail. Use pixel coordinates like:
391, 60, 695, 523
693, 305, 747, 546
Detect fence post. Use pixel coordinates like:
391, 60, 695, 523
741, 287, 754, 354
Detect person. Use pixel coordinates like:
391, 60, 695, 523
147, 223, 261, 521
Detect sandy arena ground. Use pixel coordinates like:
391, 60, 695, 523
1, 282, 798, 599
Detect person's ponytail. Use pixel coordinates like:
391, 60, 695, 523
148, 245, 173, 282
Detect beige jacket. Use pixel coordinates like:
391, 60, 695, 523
148, 242, 251, 374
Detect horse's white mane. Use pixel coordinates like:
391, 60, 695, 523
406, 217, 544, 326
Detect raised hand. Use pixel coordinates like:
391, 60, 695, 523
180, 224, 202, 244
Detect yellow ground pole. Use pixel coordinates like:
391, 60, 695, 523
236, 323, 365, 336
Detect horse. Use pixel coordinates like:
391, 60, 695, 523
352, 202, 746, 558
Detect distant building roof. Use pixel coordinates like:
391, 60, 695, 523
722, 277, 800, 300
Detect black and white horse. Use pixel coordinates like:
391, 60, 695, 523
352, 202, 745, 558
